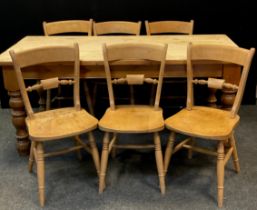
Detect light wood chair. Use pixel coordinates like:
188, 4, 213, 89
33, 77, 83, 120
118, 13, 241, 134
145, 20, 194, 109
92, 21, 142, 112
9, 43, 100, 207
43, 19, 94, 113
43, 19, 93, 36
93, 21, 141, 36
98, 42, 168, 194
164, 43, 255, 207
145, 20, 194, 35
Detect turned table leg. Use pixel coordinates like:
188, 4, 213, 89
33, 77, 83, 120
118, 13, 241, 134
207, 88, 218, 108
221, 64, 240, 110
221, 88, 237, 110
8, 90, 30, 156
207, 88, 237, 109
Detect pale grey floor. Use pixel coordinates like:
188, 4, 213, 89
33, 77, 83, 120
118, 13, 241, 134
0, 106, 257, 210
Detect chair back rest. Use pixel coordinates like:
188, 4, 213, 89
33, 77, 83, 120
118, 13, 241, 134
93, 21, 141, 36
43, 20, 93, 36
186, 42, 255, 118
9, 43, 81, 117
145, 20, 194, 35
102, 42, 167, 109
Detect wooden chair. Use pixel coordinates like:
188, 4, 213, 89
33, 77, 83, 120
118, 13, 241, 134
92, 21, 142, 113
93, 21, 141, 36
43, 19, 93, 36
43, 19, 94, 113
98, 42, 168, 194
145, 20, 194, 35
145, 20, 194, 110
9, 43, 100, 207
164, 43, 255, 207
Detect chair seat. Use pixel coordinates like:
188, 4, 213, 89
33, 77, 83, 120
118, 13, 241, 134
165, 106, 240, 140
26, 107, 98, 141
99, 105, 164, 133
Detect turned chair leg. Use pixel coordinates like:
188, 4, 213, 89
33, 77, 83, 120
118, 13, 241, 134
36, 142, 45, 207
99, 132, 110, 193
154, 132, 165, 194
28, 141, 36, 172
229, 134, 240, 173
217, 141, 225, 208
111, 133, 118, 158
88, 132, 100, 176
164, 132, 175, 175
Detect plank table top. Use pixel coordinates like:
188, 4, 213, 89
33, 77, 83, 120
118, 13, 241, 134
0, 35, 237, 66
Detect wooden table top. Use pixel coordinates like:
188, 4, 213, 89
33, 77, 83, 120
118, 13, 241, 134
0, 35, 237, 66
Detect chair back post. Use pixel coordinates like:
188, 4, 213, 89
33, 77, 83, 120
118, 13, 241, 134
43, 21, 49, 35
136, 21, 142, 35
189, 20, 194, 35
73, 43, 81, 110
154, 44, 168, 109
88, 19, 93, 36
145, 20, 150, 36
102, 43, 116, 110
230, 48, 255, 117
186, 42, 194, 110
